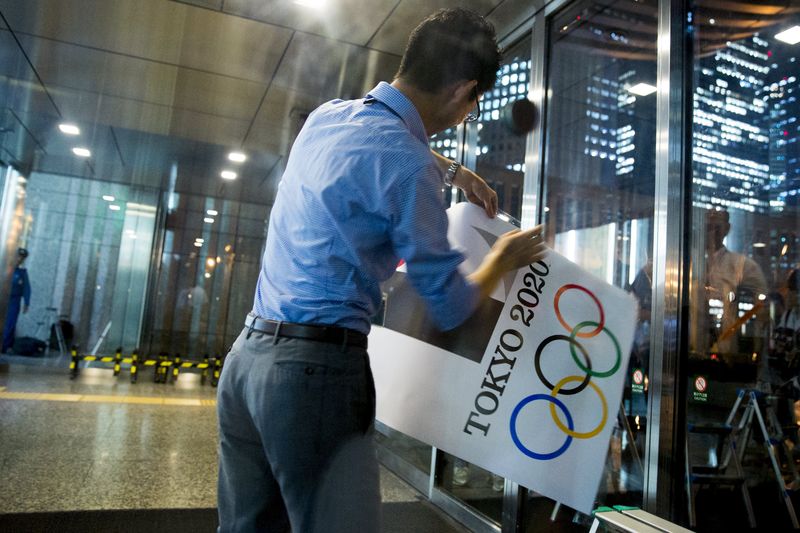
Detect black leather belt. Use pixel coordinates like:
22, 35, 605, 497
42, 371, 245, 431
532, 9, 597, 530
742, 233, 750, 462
245, 314, 368, 349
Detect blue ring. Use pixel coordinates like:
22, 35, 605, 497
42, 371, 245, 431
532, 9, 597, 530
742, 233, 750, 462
510, 394, 574, 460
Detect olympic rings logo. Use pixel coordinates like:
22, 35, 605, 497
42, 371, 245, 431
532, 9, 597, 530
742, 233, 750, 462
510, 283, 622, 460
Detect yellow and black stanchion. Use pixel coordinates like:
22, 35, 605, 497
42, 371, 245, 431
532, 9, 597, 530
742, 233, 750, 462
66, 347, 218, 386
69, 346, 79, 379
154, 353, 169, 384
130, 349, 139, 383
113, 347, 123, 377
201, 354, 209, 386
211, 355, 222, 387
171, 354, 181, 383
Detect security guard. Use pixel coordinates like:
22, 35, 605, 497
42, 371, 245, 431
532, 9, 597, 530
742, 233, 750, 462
2, 247, 31, 353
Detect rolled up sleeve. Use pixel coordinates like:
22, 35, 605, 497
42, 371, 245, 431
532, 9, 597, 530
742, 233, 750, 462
388, 162, 480, 331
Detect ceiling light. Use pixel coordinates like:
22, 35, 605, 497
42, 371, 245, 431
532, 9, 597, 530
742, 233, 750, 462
102, 195, 115, 202
59, 123, 80, 135
195, 238, 205, 244
776, 25, 800, 45
194, 242, 203, 248
221, 170, 237, 180
204, 272, 212, 278
206, 258, 216, 268
207, 209, 218, 216
294, 0, 327, 8
627, 83, 657, 96
109, 204, 121, 211
753, 242, 766, 248
228, 151, 247, 163
72, 147, 91, 157
204, 217, 215, 223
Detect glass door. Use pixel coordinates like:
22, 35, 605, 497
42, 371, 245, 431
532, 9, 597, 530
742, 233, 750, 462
532, 0, 659, 525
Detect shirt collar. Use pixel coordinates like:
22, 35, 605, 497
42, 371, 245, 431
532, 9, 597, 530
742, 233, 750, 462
365, 82, 428, 144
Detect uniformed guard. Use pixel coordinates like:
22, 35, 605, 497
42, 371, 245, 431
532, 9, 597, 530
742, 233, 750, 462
2, 247, 31, 353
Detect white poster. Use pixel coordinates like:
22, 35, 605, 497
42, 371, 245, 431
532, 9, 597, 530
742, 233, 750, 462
369, 202, 637, 513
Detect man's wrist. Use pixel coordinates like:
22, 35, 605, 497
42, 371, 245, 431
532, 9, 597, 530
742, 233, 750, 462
445, 161, 460, 188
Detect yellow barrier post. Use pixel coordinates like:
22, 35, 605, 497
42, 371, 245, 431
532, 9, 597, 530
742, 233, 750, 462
130, 349, 139, 384
201, 354, 209, 386
212, 355, 222, 387
171, 354, 181, 383
113, 347, 122, 377
69, 346, 79, 379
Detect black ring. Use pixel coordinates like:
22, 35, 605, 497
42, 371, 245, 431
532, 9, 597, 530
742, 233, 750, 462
534, 335, 592, 395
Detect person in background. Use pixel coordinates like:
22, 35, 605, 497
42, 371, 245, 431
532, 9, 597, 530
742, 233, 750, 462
2, 247, 31, 353
770, 268, 800, 445
216, 8, 547, 533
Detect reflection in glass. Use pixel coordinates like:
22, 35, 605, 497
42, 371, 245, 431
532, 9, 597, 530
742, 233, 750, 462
431, 37, 534, 526
686, 2, 800, 529
476, 38, 532, 221
0, 173, 157, 354
143, 193, 266, 358
538, 0, 658, 520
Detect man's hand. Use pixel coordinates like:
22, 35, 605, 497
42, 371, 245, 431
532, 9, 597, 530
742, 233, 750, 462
456, 166, 498, 218
468, 225, 548, 301
430, 150, 498, 218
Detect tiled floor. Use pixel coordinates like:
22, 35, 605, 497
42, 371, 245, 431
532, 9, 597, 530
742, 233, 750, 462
0, 359, 429, 519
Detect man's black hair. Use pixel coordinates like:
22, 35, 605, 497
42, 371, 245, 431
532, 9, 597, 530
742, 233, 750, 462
395, 8, 501, 94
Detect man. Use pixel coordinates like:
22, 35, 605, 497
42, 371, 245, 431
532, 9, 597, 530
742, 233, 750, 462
216, 8, 547, 532
700, 209, 767, 358
2, 247, 31, 353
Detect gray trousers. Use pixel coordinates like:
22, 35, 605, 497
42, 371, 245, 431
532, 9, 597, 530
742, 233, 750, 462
217, 328, 380, 532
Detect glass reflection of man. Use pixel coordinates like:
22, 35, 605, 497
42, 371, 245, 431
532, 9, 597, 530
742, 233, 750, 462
2, 248, 31, 353
774, 269, 800, 370
703, 209, 768, 360
770, 269, 800, 443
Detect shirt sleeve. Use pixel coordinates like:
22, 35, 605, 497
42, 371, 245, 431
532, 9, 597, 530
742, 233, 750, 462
387, 160, 479, 331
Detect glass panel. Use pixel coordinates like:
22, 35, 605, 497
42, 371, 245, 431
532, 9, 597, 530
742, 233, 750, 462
535, 0, 658, 522
0, 172, 157, 356
476, 38, 532, 222
142, 193, 267, 358
687, 2, 800, 530
431, 36, 533, 526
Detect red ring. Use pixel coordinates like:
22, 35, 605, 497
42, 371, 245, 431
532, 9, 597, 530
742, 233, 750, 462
553, 284, 604, 338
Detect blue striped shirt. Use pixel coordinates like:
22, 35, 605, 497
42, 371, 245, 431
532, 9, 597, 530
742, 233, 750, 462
253, 82, 479, 334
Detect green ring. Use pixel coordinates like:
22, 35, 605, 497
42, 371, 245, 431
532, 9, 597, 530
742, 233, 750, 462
569, 321, 621, 378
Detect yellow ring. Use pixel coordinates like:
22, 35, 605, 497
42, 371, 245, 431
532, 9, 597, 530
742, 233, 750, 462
549, 375, 607, 439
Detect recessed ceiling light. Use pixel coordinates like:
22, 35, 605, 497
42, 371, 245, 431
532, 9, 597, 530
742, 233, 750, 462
627, 83, 657, 96
109, 204, 121, 211
204, 217, 215, 223
228, 151, 247, 163
102, 195, 115, 202
221, 170, 237, 180
204, 272, 212, 278
194, 242, 203, 248
776, 26, 800, 45
72, 147, 91, 157
207, 209, 218, 216
206, 258, 216, 267
59, 123, 80, 135
294, 0, 327, 8
753, 242, 767, 248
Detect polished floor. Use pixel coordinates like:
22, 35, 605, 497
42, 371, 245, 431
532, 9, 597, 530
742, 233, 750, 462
0, 356, 467, 532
